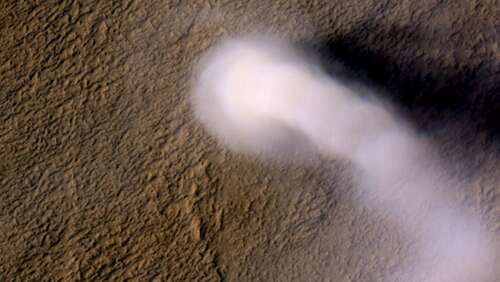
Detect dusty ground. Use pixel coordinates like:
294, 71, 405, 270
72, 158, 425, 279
1, 0, 499, 281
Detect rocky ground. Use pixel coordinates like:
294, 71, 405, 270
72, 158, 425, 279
1, 0, 499, 281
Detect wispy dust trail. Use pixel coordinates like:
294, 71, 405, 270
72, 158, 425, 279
191, 36, 495, 281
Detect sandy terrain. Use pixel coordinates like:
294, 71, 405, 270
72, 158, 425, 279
1, 1, 499, 281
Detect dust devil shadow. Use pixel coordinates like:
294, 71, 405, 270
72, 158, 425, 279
305, 25, 500, 158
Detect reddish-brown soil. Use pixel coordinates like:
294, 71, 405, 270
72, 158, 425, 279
1, 1, 499, 281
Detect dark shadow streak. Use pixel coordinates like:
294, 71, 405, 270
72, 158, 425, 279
300, 25, 500, 150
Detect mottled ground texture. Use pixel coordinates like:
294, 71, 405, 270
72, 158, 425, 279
1, 0, 500, 281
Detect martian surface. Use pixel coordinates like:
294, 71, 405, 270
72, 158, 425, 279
1, 1, 499, 281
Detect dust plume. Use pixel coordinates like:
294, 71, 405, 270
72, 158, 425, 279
191, 36, 495, 281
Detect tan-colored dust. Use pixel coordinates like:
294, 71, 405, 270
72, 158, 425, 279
1, 1, 499, 281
